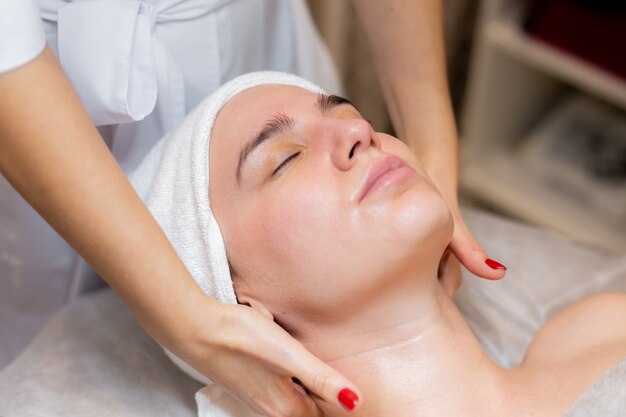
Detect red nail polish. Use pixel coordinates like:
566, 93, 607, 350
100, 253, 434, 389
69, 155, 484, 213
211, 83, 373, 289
485, 258, 506, 270
338, 388, 359, 411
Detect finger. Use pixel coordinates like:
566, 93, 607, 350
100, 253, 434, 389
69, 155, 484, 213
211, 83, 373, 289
269, 383, 323, 417
450, 215, 506, 280
436, 248, 452, 278
292, 381, 325, 417
438, 252, 462, 297
231, 376, 321, 417
287, 348, 361, 413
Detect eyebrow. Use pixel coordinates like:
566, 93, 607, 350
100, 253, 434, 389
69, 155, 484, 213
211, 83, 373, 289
315, 93, 355, 113
235, 93, 356, 183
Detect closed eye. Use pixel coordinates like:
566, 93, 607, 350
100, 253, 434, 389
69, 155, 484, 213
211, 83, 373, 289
271, 152, 301, 176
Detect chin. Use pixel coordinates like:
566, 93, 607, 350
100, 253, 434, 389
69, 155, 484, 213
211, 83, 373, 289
384, 184, 454, 258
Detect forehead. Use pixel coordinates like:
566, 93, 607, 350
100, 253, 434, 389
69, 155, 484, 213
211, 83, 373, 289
215, 84, 317, 139
211, 85, 316, 164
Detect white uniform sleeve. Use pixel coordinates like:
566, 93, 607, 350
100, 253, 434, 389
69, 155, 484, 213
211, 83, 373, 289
0, 0, 46, 73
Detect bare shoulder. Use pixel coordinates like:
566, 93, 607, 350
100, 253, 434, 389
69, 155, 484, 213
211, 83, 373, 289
523, 292, 626, 366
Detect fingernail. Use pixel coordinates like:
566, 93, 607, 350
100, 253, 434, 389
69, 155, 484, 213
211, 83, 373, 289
338, 388, 359, 411
485, 258, 507, 270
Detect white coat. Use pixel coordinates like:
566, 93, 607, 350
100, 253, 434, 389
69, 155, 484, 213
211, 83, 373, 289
0, 0, 341, 369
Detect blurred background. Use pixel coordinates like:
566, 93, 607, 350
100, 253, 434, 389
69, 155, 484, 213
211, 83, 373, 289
308, 0, 626, 252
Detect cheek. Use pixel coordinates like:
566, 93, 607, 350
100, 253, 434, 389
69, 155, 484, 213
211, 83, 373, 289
379, 135, 425, 171
227, 178, 336, 284
259, 179, 342, 268
237, 177, 366, 319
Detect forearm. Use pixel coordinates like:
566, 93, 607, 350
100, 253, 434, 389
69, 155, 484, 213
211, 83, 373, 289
0, 47, 218, 346
351, 0, 458, 197
352, 1, 505, 281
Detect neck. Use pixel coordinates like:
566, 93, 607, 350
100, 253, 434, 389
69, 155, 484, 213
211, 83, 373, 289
299, 267, 512, 417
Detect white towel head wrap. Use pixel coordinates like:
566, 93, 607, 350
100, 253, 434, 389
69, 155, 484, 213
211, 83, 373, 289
129, 72, 325, 385
130, 71, 325, 307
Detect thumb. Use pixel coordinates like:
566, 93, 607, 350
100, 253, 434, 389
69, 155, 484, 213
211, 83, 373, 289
450, 214, 507, 280
289, 347, 361, 413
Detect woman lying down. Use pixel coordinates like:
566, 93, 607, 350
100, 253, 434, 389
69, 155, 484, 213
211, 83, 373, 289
130, 72, 626, 417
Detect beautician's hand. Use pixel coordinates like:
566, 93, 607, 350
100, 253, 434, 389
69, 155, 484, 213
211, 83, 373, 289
438, 249, 461, 297
424, 154, 507, 282
352, 0, 507, 286
0, 48, 360, 417
425, 158, 507, 283
179, 301, 361, 417
445, 194, 507, 280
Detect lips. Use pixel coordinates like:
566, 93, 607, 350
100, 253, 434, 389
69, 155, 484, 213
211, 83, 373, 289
357, 155, 415, 202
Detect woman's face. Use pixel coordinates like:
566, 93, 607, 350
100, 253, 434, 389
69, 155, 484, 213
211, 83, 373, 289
210, 85, 452, 330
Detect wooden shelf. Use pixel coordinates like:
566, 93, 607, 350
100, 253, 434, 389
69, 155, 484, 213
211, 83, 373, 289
486, 19, 626, 110
460, 0, 626, 251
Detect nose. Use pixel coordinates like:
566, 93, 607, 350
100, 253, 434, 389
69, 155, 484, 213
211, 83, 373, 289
330, 118, 381, 171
